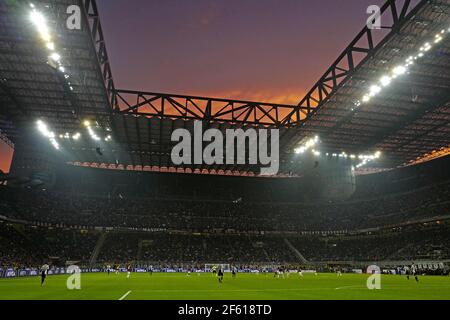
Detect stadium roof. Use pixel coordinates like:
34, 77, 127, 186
0, 0, 449, 176
282, 0, 450, 168
0, 0, 114, 147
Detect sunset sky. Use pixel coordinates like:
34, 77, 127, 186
0, 0, 384, 173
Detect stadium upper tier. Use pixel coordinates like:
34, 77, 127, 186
1, 156, 450, 233
1, 178, 449, 232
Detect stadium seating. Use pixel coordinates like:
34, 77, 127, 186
1, 157, 450, 269
1, 180, 449, 232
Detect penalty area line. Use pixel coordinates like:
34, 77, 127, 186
119, 290, 132, 300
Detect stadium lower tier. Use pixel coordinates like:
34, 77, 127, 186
1, 221, 449, 268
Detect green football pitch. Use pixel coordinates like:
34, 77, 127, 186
0, 273, 450, 300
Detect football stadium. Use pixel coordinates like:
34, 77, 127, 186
1, 0, 450, 302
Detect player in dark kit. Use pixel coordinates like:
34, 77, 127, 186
232, 266, 237, 278
411, 263, 419, 283
218, 268, 224, 283
40, 270, 46, 286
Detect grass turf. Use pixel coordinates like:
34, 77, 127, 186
0, 272, 449, 300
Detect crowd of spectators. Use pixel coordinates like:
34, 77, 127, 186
98, 233, 295, 265
1, 220, 449, 268
0, 221, 99, 268
289, 224, 450, 262
0, 180, 449, 232
1, 156, 449, 268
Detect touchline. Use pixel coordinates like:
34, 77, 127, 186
171, 121, 280, 176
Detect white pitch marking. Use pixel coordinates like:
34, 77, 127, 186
119, 290, 132, 300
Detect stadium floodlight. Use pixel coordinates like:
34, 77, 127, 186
423, 43, 432, 51
37, 120, 60, 149
72, 133, 81, 140
392, 66, 407, 77
380, 76, 392, 87
355, 20, 449, 109
30, 10, 51, 42
30, 6, 74, 113
50, 138, 59, 150
49, 52, 61, 62
369, 85, 381, 97
295, 136, 319, 155
37, 120, 51, 137
435, 34, 443, 44
362, 95, 371, 103
87, 126, 101, 141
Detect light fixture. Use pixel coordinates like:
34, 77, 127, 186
356, 25, 450, 107
295, 136, 319, 154
369, 85, 382, 97
362, 95, 371, 103
30, 10, 50, 42
392, 65, 407, 77
380, 76, 392, 87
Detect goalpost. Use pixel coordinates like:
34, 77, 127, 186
204, 264, 231, 272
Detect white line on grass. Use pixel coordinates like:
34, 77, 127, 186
335, 285, 362, 290
119, 290, 132, 300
